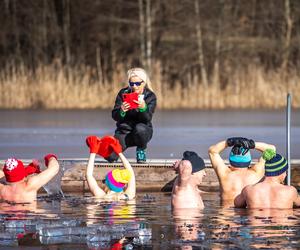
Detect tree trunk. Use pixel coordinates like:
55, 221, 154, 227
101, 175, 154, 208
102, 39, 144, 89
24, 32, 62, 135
63, 0, 71, 67
138, 0, 146, 67
194, 0, 208, 88
213, 0, 224, 87
145, 0, 152, 73
11, 0, 21, 65
96, 46, 103, 84
281, 0, 292, 72
42, 0, 48, 64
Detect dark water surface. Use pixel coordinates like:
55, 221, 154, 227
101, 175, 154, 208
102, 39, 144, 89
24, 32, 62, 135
0, 109, 299, 159
0, 192, 299, 249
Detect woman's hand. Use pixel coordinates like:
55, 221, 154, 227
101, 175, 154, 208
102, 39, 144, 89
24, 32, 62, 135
121, 101, 130, 112
133, 99, 146, 109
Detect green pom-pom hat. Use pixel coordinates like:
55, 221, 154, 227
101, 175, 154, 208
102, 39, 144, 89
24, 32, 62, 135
262, 149, 288, 177
262, 149, 276, 161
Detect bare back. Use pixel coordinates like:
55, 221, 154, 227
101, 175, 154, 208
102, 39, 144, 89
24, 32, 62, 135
220, 166, 263, 201
243, 181, 296, 209
0, 182, 37, 203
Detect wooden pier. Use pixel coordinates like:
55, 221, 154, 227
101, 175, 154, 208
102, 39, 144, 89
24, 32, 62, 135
60, 158, 300, 192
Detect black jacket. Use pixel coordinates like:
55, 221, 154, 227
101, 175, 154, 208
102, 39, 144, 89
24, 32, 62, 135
112, 87, 157, 131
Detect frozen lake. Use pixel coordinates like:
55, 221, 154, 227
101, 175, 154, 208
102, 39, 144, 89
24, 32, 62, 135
0, 109, 299, 160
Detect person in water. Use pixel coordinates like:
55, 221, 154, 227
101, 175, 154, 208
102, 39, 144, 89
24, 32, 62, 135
0, 154, 59, 203
208, 137, 275, 206
171, 151, 206, 209
85, 135, 136, 200
108, 67, 157, 163
234, 149, 300, 209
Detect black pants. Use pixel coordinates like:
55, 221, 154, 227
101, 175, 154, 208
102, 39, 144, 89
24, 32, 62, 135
106, 123, 153, 162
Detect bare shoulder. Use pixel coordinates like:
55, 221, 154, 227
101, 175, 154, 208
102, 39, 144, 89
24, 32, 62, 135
242, 184, 253, 194
286, 185, 298, 196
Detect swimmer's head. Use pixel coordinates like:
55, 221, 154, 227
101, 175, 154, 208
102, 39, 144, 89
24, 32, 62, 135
104, 169, 131, 193
229, 146, 251, 168
3, 158, 26, 183
263, 149, 288, 177
182, 151, 205, 173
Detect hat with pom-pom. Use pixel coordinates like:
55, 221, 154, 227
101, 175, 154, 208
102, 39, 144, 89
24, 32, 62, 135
3, 158, 26, 183
263, 149, 288, 176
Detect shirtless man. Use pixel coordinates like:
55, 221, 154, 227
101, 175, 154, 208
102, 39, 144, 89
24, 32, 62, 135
235, 149, 300, 209
208, 137, 275, 206
171, 151, 206, 209
86, 135, 136, 200
0, 154, 59, 203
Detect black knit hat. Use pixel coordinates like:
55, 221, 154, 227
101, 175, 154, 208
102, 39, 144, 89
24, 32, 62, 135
182, 151, 205, 173
263, 149, 288, 177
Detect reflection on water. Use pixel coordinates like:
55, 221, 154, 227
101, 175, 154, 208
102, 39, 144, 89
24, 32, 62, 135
0, 192, 299, 249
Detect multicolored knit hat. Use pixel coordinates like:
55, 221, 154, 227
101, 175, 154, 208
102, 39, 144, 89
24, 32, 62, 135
263, 149, 288, 177
229, 147, 252, 168
105, 169, 131, 193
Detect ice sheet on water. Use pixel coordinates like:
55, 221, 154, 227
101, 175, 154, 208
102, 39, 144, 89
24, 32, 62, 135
0, 239, 18, 247
40, 160, 76, 197
0, 232, 18, 240
35, 218, 82, 230
39, 226, 96, 237
4, 219, 36, 228
4, 218, 82, 231
86, 231, 124, 242
39, 235, 87, 245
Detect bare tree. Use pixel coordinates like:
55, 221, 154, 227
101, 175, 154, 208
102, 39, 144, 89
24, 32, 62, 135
146, 0, 152, 73
63, 0, 71, 67
139, 0, 146, 67
194, 0, 208, 87
281, 0, 292, 71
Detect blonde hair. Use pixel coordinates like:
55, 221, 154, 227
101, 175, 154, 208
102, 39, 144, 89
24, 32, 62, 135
127, 67, 154, 92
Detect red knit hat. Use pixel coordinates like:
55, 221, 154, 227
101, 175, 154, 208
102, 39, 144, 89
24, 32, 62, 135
3, 158, 26, 183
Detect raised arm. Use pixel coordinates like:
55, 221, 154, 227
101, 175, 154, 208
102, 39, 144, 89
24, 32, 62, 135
251, 142, 276, 173
119, 153, 136, 199
208, 140, 229, 178
27, 155, 59, 191
86, 153, 106, 198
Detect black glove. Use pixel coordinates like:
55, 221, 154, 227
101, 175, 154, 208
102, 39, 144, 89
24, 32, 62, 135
239, 138, 255, 155
232, 145, 242, 155
226, 137, 247, 147
248, 139, 255, 149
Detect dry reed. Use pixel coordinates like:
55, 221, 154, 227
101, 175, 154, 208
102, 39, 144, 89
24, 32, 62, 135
0, 62, 299, 109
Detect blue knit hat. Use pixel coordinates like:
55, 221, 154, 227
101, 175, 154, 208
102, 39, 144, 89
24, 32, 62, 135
229, 147, 252, 168
263, 149, 288, 177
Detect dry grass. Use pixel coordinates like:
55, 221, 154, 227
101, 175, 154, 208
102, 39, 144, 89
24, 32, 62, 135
0, 62, 299, 109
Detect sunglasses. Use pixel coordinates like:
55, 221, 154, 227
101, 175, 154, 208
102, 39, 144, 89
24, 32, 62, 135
129, 80, 143, 87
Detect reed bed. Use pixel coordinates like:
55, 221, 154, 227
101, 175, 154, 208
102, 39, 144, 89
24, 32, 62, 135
0, 62, 299, 109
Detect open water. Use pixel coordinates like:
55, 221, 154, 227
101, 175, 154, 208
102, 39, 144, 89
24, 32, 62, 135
0, 192, 299, 249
